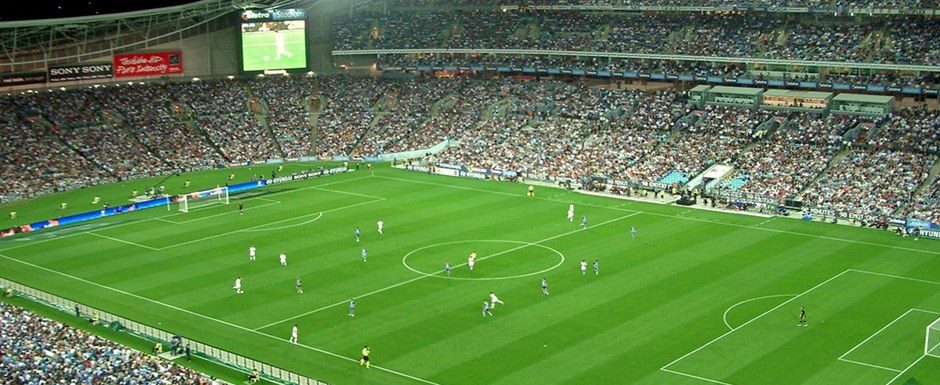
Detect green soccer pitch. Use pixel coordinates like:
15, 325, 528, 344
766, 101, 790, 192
241, 29, 307, 72
1, 163, 938, 385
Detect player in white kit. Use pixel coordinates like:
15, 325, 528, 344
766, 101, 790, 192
468, 251, 477, 271
489, 291, 504, 308
290, 324, 298, 344
274, 29, 293, 61
233, 277, 243, 294
249, 245, 256, 261
279, 252, 287, 266
567, 204, 575, 222
377, 220, 384, 235
580, 259, 588, 275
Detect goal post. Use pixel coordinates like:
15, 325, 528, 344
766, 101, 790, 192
178, 194, 189, 213
927, 318, 940, 358
177, 186, 229, 213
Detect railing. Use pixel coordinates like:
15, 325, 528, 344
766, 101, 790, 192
331, 48, 940, 72
391, 3, 940, 15
0, 276, 328, 385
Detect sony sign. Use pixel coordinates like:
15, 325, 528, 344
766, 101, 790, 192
48, 63, 113, 82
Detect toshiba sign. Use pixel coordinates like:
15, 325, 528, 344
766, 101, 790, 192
113, 51, 183, 78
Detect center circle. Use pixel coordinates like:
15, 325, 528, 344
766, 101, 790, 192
402, 239, 565, 281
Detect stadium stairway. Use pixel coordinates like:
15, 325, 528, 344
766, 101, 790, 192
46, 119, 117, 178
117, 122, 172, 169
797, 146, 853, 199
348, 96, 390, 155
255, 114, 287, 159
306, 95, 322, 157
187, 120, 230, 162
911, 158, 940, 200
55, 125, 117, 178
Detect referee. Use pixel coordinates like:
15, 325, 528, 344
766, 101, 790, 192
360, 345, 370, 368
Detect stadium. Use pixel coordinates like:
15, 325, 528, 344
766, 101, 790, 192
0, 0, 939, 384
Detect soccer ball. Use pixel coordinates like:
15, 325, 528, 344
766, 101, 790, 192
263, 56, 270, 62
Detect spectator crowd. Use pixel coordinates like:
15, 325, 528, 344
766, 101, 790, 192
0, 302, 218, 385
392, 0, 939, 8
333, 10, 940, 66
0, 75, 937, 224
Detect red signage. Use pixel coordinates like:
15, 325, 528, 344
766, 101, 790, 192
113, 51, 183, 78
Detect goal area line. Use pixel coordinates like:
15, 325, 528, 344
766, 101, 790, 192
660, 269, 940, 385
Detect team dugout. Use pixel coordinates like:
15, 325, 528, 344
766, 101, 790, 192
761, 89, 833, 112
830, 93, 894, 116
701, 86, 763, 108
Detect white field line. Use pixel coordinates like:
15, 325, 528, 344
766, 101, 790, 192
659, 368, 733, 385
252, 211, 641, 331
665, 271, 940, 384
158, 201, 281, 225
86, 232, 160, 251
850, 269, 940, 286
311, 186, 385, 200
753, 217, 777, 227
722, 294, 796, 331
0, 219, 150, 252
240, 213, 323, 232
0, 175, 372, 253
839, 308, 940, 375
0, 252, 441, 385
155, 198, 384, 251
377, 175, 940, 256
885, 354, 926, 385
661, 269, 852, 371
840, 309, 917, 361
838, 357, 902, 373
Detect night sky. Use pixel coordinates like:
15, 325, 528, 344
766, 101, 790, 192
0, 0, 201, 22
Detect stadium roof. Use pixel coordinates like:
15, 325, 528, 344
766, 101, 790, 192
0, 0, 309, 71
763, 89, 833, 99
708, 86, 763, 96
831, 93, 894, 103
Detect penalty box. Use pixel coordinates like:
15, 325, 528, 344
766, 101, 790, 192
89, 188, 380, 251
662, 269, 940, 385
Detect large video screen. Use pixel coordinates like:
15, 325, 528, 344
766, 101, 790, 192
240, 9, 308, 72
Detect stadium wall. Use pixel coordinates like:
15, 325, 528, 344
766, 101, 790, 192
0, 26, 240, 91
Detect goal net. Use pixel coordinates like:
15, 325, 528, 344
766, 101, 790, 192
178, 186, 229, 213
927, 318, 940, 358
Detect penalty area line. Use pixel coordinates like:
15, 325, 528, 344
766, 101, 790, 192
661, 269, 851, 371
86, 232, 159, 251
156, 197, 384, 251
0, 252, 442, 385
721, 294, 796, 331
659, 368, 732, 385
